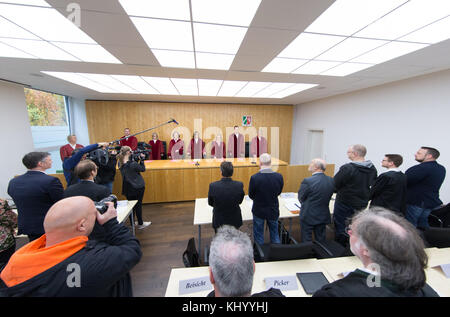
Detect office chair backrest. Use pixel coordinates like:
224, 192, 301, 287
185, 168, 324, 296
245, 141, 249, 158
424, 227, 450, 248
267, 242, 316, 262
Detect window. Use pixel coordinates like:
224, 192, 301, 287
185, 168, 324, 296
25, 88, 70, 173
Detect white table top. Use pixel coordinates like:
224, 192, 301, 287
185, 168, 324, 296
116, 200, 137, 224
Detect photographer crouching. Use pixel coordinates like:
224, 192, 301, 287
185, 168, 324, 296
117, 146, 151, 230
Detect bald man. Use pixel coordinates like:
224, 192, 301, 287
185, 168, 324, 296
0, 197, 142, 297
314, 207, 439, 297
298, 159, 335, 242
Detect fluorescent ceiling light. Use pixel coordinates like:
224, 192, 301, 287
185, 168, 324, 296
191, 0, 261, 26
79, 74, 139, 94
235, 81, 271, 97
270, 83, 317, 98
262, 57, 308, 73
197, 79, 223, 96
51, 42, 121, 64
131, 17, 193, 51
217, 80, 248, 97
118, 0, 190, 20
171, 78, 198, 95
316, 37, 388, 62
42, 71, 117, 93
152, 49, 195, 68
0, 16, 39, 39
193, 23, 247, 54
292, 60, 342, 75
320, 62, 375, 76
0, 4, 96, 43
111, 75, 159, 94
0, 41, 35, 58
195, 52, 235, 70
278, 33, 345, 59
351, 41, 429, 64
0, 0, 50, 7
142, 77, 179, 95
1, 38, 79, 60
355, 0, 450, 40
305, 0, 406, 36
253, 83, 295, 98
400, 16, 450, 44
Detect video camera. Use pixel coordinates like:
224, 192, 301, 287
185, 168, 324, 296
131, 142, 151, 161
94, 194, 118, 214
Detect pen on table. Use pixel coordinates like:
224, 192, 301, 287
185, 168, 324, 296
295, 203, 301, 209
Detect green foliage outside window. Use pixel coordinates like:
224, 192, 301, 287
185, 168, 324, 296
25, 88, 68, 126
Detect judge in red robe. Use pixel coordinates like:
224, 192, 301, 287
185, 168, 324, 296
227, 126, 245, 158
250, 129, 268, 158
149, 132, 164, 160
168, 131, 184, 160
187, 131, 206, 159
60, 135, 84, 161
211, 134, 226, 159
119, 128, 138, 151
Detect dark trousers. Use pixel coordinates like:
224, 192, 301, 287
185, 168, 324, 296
333, 200, 358, 247
126, 187, 145, 225
0, 241, 16, 266
300, 220, 326, 243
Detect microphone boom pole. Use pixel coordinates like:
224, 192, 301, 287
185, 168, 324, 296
110, 118, 178, 145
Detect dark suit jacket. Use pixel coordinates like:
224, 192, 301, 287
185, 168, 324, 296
370, 170, 407, 215
298, 172, 334, 225
63, 180, 111, 202
208, 178, 245, 229
7, 171, 64, 236
249, 169, 284, 221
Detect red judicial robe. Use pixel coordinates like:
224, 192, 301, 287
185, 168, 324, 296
149, 139, 163, 160
168, 139, 184, 159
119, 135, 138, 151
250, 136, 268, 158
60, 143, 84, 161
189, 138, 206, 159
227, 133, 244, 158
211, 141, 226, 159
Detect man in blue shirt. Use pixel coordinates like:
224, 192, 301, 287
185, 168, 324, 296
405, 147, 446, 229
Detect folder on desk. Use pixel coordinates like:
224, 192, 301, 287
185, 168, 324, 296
284, 198, 300, 214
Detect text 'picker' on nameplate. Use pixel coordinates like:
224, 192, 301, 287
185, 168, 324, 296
264, 275, 298, 291
179, 276, 213, 295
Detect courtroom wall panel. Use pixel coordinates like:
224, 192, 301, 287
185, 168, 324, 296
85, 101, 293, 163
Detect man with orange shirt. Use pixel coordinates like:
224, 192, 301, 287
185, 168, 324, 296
0, 196, 142, 297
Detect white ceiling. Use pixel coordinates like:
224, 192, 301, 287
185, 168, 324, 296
0, 0, 449, 105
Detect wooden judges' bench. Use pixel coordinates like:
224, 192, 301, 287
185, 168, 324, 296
51, 158, 335, 204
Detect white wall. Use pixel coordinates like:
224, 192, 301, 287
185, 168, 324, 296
291, 68, 450, 203
0, 80, 34, 198
68, 96, 89, 146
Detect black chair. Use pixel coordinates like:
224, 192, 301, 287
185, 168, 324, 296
161, 141, 167, 160
428, 203, 450, 228
245, 141, 249, 158
182, 237, 200, 267
424, 227, 450, 248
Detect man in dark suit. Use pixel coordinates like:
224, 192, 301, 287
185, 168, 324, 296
249, 153, 284, 245
369, 154, 407, 215
7, 152, 64, 241
64, 159, 111, 241
298, 158, 334, 242
208, 161, 245, 232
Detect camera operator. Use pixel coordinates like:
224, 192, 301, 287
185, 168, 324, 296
0, 197, 142, 296
95, 147, 119, 192
117, 146, 151, 230
62, 142, 109, 186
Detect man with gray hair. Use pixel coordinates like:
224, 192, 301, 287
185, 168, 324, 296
207, 225, 284, 297
298, 158, 334, 242
313, 207, 439, 297
249, 153, 284, 245
333, 144, 377, 247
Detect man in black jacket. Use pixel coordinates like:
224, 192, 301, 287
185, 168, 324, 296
369, 154, 407, 215
298, 158, 334, 242
333, 144, 377, 247
64, 159, 112, 241
313, 207, 439, 297
208, 161, 245, 232
0, 196, 142, 297
249, 153, 284, 245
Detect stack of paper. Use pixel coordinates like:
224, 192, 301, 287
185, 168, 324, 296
284, 198, 301, 214
244, 195, 253, 209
